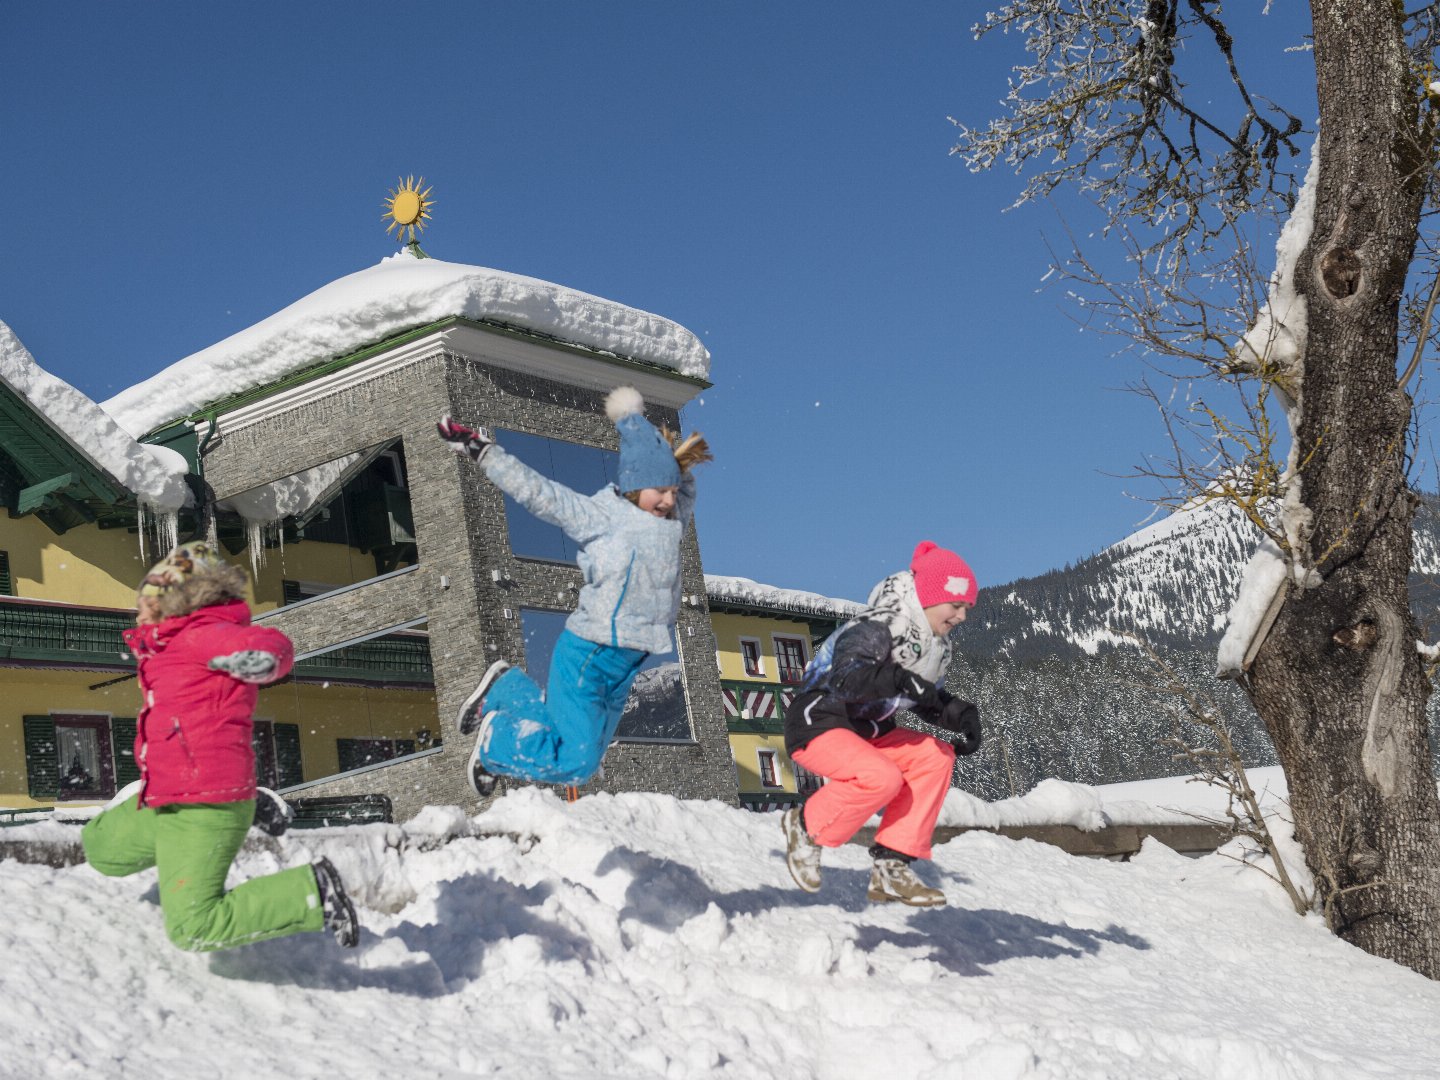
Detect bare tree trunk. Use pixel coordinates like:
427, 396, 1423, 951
1248, 0, 1440, 977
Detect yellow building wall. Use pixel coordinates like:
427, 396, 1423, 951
1, 667, 439, 808
0, 668, 141, 808
247, 538, 384, 614
254, 680, 437, 781
729, 731, 798, 796
710, 611, 814, 682
0, 513, 154, 607
0, 505, 399, 616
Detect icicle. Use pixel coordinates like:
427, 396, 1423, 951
157, 509, 178, 554
136, 504, 150, 566
246, 519, 265, 579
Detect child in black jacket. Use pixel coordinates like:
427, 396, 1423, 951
781, 541, 981, 906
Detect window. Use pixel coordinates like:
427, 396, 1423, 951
739, 638, 763, 678
253, 619, 437, 788
217, 438, 419, 604
498, 431, 619, 563
774, 636, 808, 684
793, 759, 824, 796
756, 749, 781, 788
0, 550, 11, 595
336, 737, 417, 773
519, 607, 693, 743
53, 716, 115, 801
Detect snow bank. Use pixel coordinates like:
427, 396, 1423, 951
0, 319, 189, 512
5, 783, 1439, 1079
934, 767, 1291, 830
102, 251, 711, 438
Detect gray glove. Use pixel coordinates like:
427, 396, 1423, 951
208, 650, 279, 684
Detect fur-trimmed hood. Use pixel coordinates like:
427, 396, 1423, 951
151, 565, 249, 620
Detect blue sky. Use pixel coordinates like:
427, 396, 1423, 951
1, 2, 1322, 603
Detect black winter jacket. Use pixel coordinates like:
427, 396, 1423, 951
782, 618, 976, 754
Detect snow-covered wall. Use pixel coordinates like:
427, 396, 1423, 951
102, 251, 712, 438
704, 574, 862, 620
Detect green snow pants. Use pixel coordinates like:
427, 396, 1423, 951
82, 795, 325, 952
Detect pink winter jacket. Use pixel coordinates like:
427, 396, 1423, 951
122, 600, 294, 808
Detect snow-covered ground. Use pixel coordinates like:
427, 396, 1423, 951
5, 779, 1439, 1079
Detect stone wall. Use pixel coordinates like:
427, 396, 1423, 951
200, 334, 735, 820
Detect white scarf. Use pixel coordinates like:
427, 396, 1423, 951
864, 570, 951, 684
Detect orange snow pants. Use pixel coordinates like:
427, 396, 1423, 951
791, 726, 956, 861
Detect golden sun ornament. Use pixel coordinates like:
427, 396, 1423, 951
383, 176, 435, 252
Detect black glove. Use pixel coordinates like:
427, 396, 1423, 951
437, 416, 495, 464
939, 698, 982, 755
894, 668, 943, 712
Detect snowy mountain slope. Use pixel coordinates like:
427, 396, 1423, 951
4, 787, 1440, 1079
960, 495, 1440, 661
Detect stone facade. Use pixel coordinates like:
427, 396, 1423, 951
199, 328, 735, 821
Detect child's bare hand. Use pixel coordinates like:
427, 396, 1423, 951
437, 416, 494, 463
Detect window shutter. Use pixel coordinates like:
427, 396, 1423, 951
110, 718, 139, 787
272, 722, 304, 788
23, 715, 58, 799
281, 580, 304, 606
0, 550, 11, 596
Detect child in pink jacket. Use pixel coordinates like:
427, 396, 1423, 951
81, 542, 359, 951
781, 541, 982, 907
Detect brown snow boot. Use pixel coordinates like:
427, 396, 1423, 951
782, 806, 822, 893
867, 851, 946, 908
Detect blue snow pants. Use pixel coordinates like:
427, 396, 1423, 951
477, 629, 648, 784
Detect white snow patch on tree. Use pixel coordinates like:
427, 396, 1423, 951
1217, 141, 1322, 674
1217, 536, 1288, 675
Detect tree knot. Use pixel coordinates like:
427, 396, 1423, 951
1320, 247, 1363, 299
1333, 619, 1379, 650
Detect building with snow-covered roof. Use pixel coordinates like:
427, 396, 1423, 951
1, 250, 738, 819
704, 575, 861, 810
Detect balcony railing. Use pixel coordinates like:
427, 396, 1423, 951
0, 598, 132, 667
0, 597, 432, 684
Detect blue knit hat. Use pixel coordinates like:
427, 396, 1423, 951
607, 386, 680, 492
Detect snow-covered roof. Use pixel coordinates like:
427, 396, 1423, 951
102, 250, 712, 438
704, 574, 862, 621
0, 319, 189, 512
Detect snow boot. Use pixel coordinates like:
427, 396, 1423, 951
867, 854, 946, 908
467, 712, 500, 799
312, 856, 359, 948
252, 786, 294, 837
782, 806, 822, 893
457, 659, 511, 736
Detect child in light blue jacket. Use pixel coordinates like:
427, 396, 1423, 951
438, 386, 712, 795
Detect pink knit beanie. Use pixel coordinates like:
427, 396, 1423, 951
910, 541, 977, 607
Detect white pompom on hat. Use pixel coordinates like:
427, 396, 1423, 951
910, 541, 978, 607
606, 386, 681, 492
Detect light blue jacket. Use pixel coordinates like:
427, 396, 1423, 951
481, 445, 695, 655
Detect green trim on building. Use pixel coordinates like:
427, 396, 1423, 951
23, 715, 58, 800
111, 717, 139, 788
0, 383, 132, 533
738, 791, 801, 807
